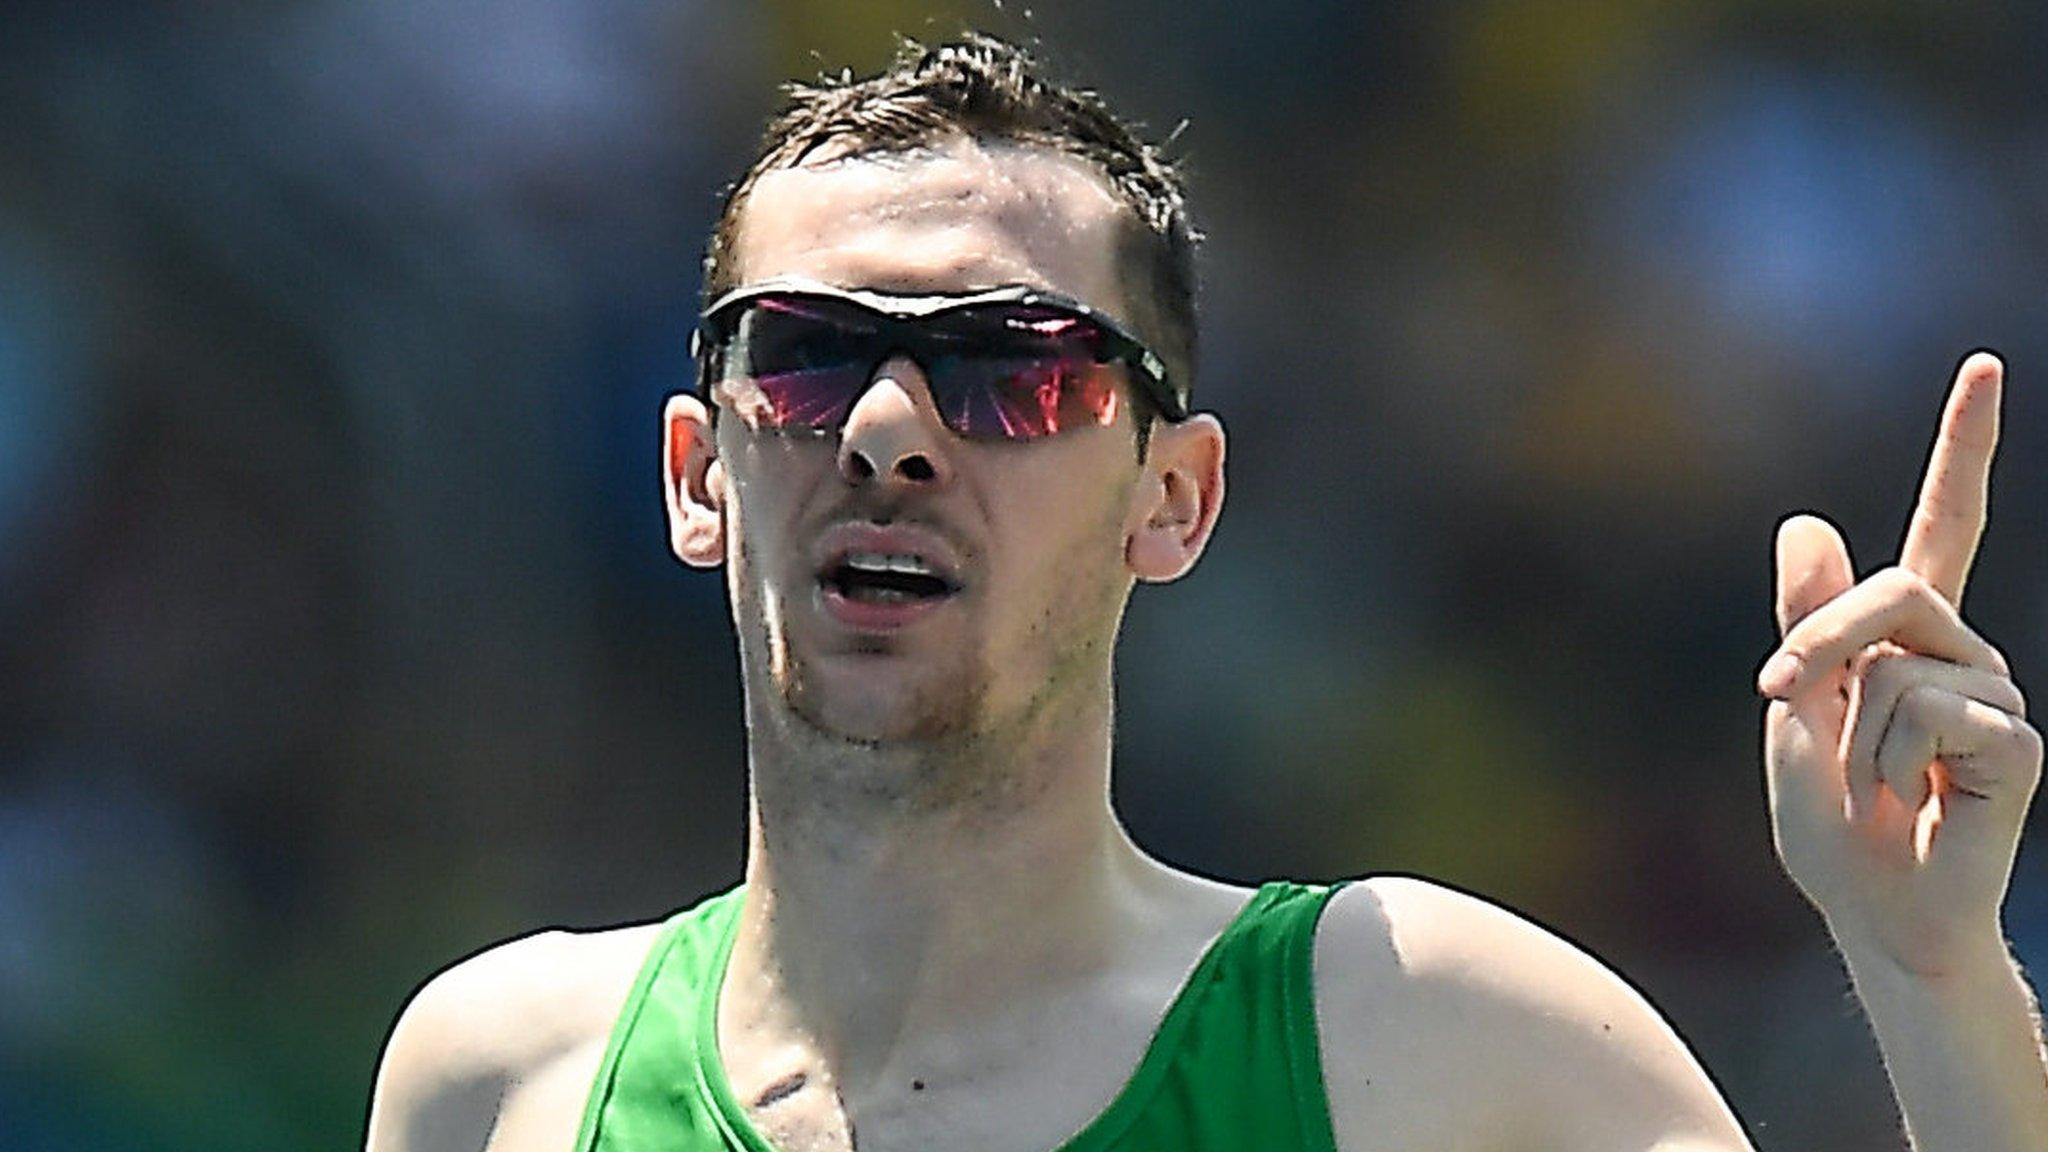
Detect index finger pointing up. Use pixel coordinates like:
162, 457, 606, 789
1899, 350, 2004, 607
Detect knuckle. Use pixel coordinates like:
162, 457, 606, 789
1859, 647, 1905, 693
1874, 739, 1913, 787
1898, 681, 1940, 716
1890, 686, 1943, 742
1983, 669, 2028, 717
1893, 722, 1929, 766
2012, 719, 2043, 766
1986, 642, 2012, 676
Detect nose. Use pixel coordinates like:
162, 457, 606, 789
836, 355, 952, 488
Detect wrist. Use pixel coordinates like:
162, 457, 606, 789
1824, 911, 2010, 985
1828, 923, 2048, 1152
1832, 921, 2017, 1002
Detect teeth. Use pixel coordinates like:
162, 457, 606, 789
841, 551, 940, 577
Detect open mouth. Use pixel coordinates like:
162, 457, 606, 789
822, 552, 961, 604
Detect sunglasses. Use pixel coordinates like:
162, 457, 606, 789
692, 278, 1187, 441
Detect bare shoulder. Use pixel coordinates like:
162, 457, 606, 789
1312, 876, 1754, 1152
364, 920, 667, 1152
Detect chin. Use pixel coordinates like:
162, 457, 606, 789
778, 650, 991, 746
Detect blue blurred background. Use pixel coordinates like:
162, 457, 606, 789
4, 2, 2047, 1148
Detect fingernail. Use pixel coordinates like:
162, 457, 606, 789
1758, 652, 1801, 696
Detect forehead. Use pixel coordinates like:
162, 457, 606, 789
733, 136, 1130, 315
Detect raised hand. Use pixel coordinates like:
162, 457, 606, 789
1759, 352, 2042, 976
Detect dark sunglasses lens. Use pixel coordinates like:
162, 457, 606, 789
927, 305, 1123, 439
942, 303, 1122, 436
933, 351, 1123, 439
714, 297, 873, 429
707, 296, 1129, 439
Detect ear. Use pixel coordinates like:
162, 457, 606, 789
1126, 413, 1226, 583
664, 393, 726, 568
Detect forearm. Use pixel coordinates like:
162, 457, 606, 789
1837, 929, 2048, 1152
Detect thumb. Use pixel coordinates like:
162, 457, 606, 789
1774, 513, 1855, 636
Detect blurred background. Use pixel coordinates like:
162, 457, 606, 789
3, 1, 2046, 1148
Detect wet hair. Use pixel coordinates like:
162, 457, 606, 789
704, 34, 1201, 422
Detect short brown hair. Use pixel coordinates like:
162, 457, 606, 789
704, 34, 1201, 412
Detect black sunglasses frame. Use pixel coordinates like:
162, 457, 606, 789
690, 277, 1189, 432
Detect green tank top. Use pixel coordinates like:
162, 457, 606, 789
572, 880, 1345, 1152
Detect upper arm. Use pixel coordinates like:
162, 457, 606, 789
1314, 877, 1756, 1152
365, 931, 574, 1152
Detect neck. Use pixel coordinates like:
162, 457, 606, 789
724, 683, 1176, 1090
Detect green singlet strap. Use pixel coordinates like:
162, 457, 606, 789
575, 880, 1347, 1152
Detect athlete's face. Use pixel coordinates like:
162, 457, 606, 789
666, 137, 1223, 746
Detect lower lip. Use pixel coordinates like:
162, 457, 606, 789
819, 583, 956, 631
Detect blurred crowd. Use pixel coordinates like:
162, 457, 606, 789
4, 2, 2047, 1149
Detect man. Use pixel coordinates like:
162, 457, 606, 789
365, 36, 2047, 1152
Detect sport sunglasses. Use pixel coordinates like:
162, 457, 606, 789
691, 278, 1187, 441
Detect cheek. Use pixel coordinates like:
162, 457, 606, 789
721, 442, 828, 584
992, 462, 1135, 617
